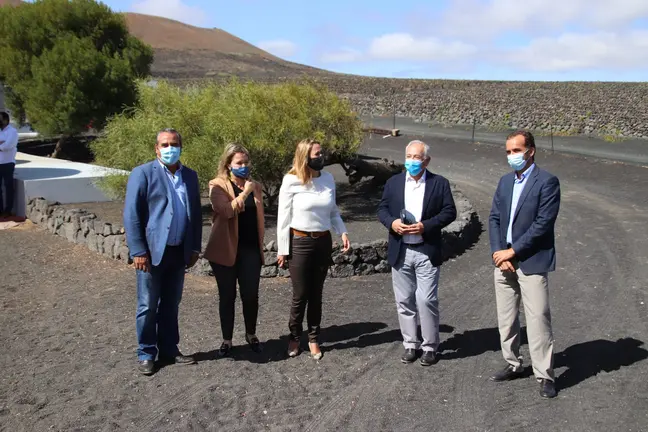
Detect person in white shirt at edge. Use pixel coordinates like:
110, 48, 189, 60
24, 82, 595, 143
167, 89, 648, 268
377, 140, 456, 366
277, 139, 350, 360
0, 112, 19, 218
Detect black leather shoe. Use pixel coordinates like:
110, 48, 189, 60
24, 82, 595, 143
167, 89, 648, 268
138, 360, 155, 375
246, 335, 263, 353
539, 379, 557, 398
217, 342, 232, 358
490, 364, 524, 382
174, 353, 197, 365
401, 348, 417, 363
158, 353, 197, 365
420, 351, 437, 366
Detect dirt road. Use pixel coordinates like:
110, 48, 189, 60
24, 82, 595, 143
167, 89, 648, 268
1, 133, 647, 431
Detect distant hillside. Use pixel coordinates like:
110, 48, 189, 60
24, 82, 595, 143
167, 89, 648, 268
0, 1, 332, 79
123, 13, 332, 80
2, 0, 647, 140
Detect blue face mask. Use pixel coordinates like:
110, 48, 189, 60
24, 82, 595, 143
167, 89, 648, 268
404, 159, 424, 176
159, 146, 181, 165
231, 166, 250, 178
507, 150, 528, 171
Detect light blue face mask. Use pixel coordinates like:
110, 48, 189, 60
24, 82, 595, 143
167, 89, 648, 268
159, 146, 181, 165
404, 159, 424, 176
507, 150, 528, 171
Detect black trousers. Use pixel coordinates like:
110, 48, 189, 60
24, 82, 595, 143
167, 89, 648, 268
210, 245, 262, 340
0, 162, 15, 214
288, 233, 333, 342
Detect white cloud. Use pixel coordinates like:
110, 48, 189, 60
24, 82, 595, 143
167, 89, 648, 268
439, 0, 648, 39
257, 40, 298, 58
319, 0, 648, 77
131, 0, 206, 27
506, 30, 648, 71
319, 34, 476, 64
368, 33, 477, 61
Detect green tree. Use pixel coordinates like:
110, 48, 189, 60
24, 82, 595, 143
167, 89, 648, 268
0, 0, 153, 157
92, 79, 364, 206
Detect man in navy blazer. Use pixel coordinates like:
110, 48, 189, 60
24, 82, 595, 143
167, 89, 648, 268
124, 128, 202, 375
488, 130, 561, 399
378, 140, 456, 366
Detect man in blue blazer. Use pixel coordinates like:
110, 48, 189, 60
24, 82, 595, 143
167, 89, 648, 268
123, 128, 203, 375
488, 130, 561, 399
378, 140, 456, 366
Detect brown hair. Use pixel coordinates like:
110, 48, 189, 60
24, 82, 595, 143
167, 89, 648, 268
217, 143, 251, 179
507, 130, 536, 149
287, 138, 320, 184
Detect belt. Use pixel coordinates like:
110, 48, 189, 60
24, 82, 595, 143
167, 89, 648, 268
405, 242, 424, 247
292, 229, 330, 238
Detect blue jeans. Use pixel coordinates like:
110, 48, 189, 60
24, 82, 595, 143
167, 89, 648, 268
135, 245, 186, 361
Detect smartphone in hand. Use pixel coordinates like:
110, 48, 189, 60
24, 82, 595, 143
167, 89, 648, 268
400, 209, 412, 225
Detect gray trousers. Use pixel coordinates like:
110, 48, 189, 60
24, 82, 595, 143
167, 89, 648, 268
494, 265, 554, 381
391, 244, 440, 352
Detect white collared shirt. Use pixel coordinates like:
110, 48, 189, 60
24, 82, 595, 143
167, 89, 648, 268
403, 170, 426, 244
0, 124, 18, 164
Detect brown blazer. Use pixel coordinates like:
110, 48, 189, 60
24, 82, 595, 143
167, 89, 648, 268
203, 176, 265, 267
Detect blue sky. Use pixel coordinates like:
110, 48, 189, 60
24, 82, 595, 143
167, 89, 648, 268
103, 0, 648, 81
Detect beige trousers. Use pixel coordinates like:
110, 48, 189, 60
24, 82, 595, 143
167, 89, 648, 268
494, 265, 555, 381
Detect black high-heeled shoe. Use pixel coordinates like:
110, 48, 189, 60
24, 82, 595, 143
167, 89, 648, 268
217, 341, 232, 358
245, 334, 263, 353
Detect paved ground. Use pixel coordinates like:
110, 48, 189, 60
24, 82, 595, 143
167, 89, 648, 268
2, 131, 648, 431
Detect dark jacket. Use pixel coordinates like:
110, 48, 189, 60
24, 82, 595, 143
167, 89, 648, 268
489, 165, 561, 274
377, 170, 457, 267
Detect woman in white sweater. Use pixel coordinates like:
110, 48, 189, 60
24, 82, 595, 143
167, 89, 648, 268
277, 138, 350, 360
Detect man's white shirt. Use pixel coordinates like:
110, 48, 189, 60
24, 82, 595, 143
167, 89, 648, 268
403, 170, 426, 244
0, 124, 18, 164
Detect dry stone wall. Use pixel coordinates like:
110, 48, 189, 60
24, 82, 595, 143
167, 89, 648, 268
26, 186, 481, 279
305, 78, 648, 139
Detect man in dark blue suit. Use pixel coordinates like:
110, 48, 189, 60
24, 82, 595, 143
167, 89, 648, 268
378, 140, 456, 366
124, 128, 203, 375
489, 130, 561, 398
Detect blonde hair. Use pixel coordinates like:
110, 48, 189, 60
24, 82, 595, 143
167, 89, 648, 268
288, 138, 320, 184
217, 143, 251, 179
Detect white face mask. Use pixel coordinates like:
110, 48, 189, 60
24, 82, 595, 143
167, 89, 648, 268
507, 149, 528, 171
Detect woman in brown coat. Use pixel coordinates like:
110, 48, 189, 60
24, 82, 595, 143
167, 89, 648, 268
203, 143, 265, 356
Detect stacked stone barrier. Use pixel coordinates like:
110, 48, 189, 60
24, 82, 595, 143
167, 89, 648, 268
230, 77, 648, 139
26, 184, 480, 279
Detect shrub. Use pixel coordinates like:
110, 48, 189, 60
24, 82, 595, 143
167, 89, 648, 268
92, 79, 364, 206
